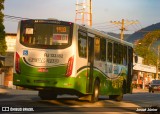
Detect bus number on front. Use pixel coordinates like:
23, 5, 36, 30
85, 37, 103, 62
56, 27, 66, 33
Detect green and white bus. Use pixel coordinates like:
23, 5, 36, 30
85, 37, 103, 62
13, 19, 134, 102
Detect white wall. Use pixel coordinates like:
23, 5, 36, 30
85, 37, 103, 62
133, 56, 156, 73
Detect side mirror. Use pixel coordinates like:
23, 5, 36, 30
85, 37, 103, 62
135, 55, 138, 63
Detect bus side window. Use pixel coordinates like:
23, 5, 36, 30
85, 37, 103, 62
78, 31, 87, 58
94, 37, 100, 60
119, 44, 123, 64
123, 46, 128, 66
100, 38, 106, 61
107, 42, 112, 62
113, 43, 118, 64
128, 47, 133, 64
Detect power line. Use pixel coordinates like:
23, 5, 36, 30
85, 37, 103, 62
93, 21, 125, 33
102, 28, 120, 32
4, 15, 31, 20
4, 18, 19, 22
4, 15, 153, 34
110, 19, 139, 40
75, 0, 92, 27
93, 23, 114, 27
125, 20, 141, 32
93, 21, 115, 26
135, 30, 153, 33
92, 22, 109, 26
95, 26, 118, 30
93, 23, 118, 29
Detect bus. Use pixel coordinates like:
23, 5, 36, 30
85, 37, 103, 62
13, 19, 135, 102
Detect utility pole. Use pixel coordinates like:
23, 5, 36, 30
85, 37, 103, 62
110, 19, 138, 40
120, 19, 125, 40
89, 0, 92, 27
75, 0, 92, 27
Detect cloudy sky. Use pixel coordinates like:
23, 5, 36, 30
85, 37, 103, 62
3, 0, 160, 34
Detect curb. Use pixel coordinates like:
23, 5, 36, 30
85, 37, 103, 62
132, 88, 148, 93
0, 88, 9, 94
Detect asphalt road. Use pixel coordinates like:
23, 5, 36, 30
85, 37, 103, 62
0, 88, 160, 114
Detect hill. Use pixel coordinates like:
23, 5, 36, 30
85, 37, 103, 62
126, 22, 160, 43
107, 32, 131, 41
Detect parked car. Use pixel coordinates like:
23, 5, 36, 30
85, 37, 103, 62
149, 80, 160, 93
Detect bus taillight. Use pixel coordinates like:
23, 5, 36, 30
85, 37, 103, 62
15, 52, 21, 74
66, 56, 74, 77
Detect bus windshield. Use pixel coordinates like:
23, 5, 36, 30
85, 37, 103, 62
20, 20, 73, 49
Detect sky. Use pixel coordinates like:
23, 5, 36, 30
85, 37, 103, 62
3, 0, 160, 34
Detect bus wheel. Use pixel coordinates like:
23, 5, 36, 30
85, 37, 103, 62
38, 90, 57, 100
90, 80, 100, 103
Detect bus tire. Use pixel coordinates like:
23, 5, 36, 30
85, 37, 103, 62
38, 90, 57, 100
90, 80, 100, 103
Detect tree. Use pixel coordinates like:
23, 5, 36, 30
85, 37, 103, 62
134, 30, 160, 66
0, 0, 6, 68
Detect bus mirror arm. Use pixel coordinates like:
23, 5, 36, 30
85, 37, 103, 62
133, 52, 138, 63
133, 55, 138, 67
135, 55, 138, 63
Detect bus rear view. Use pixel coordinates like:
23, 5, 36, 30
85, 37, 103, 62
14, 19, 134, 103
13, 20, 75, 99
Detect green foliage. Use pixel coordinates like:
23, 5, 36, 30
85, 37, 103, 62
0, 39, 7, 54
0, 0, 5, 10
0, 0, 6, 56
134, 30, 160, 66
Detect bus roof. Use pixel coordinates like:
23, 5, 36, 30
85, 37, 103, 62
20, 19, 133, 47
78, 24, 133, 47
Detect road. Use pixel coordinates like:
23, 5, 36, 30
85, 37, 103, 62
0, 88, 160, 114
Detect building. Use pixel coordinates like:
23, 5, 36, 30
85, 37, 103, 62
133, 56, 159, 89
0, 55, 5, 86
0, 33, 16, 88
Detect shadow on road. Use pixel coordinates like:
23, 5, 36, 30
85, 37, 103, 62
0, 89, 160, 113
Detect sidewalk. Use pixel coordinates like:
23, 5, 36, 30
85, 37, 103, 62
132, 88, 148, 93
0, 86, 9, 95
0, 86, 38, 95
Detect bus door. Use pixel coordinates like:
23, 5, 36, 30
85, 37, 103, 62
106, 41, 113, 79
87, 33, 95, 93
127, 47, 133, 93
